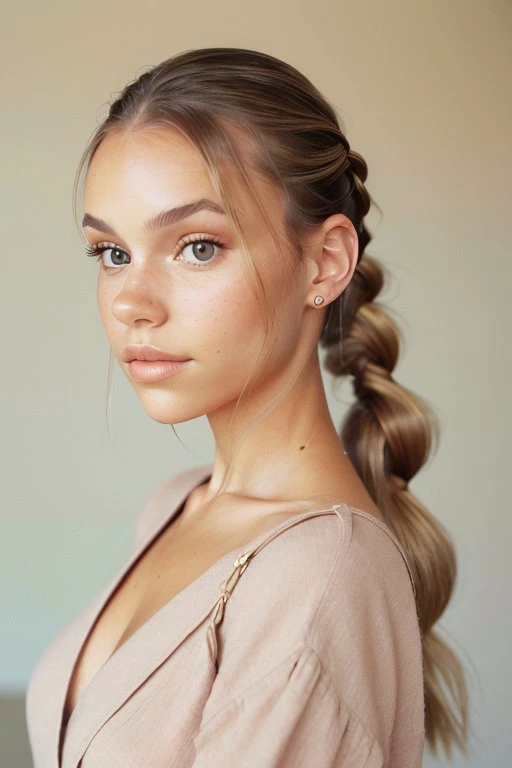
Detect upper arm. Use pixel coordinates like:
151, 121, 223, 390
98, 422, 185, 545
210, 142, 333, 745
307, 512, 425, 758
192, 643, 385, 768
194, 511, 424, 766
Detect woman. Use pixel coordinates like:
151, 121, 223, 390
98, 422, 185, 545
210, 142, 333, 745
26, 47, 468, 767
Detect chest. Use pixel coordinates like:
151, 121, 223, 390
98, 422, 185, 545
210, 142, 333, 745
61, 545, 194, 722
62, 509, 283, 726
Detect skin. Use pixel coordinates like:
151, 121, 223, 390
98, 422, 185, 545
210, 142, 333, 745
83, 125, 384, 530
61, 129, 386, 724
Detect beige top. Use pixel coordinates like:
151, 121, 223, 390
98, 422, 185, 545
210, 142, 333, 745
25, 463, 425, 767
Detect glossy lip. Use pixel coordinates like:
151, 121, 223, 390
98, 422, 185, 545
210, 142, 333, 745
122, 344, 191, 363
127, 359, 191, 383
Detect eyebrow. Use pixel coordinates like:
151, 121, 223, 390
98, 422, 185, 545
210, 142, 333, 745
81, 198, 226, 236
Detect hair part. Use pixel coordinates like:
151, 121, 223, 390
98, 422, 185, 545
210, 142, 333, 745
74, 46, 470, 759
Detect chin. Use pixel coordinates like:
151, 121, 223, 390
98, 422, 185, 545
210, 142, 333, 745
133, 389, 207, 425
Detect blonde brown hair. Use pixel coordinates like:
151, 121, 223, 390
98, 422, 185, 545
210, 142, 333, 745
73, 47, 470, 760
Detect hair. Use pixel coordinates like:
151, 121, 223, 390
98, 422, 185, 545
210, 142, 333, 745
73, 47, 470, 760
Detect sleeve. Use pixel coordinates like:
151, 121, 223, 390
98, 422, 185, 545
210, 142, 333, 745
190, 643, 385, 768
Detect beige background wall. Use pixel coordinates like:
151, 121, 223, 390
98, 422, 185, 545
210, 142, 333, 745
2, 0, 510, 765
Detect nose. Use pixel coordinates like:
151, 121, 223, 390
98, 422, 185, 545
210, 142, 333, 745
108, 266, 169, 328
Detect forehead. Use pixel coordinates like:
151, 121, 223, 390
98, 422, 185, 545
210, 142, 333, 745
83, 124, 289, 248
84, 127, 216, 205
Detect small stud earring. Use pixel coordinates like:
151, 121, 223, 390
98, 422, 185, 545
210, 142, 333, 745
314, 295, 325, 306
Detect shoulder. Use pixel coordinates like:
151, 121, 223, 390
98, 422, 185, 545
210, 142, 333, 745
323, 504, 418, 609
310, 506, 420, 645
308, 507, 424, 749
208, 506, 424, 751
305, 504, 421, 662
216, 504, 417, 676
228, 504, 417, 629
225, 508, 345, 627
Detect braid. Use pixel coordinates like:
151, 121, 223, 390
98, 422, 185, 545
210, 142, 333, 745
319, 155, 469, 757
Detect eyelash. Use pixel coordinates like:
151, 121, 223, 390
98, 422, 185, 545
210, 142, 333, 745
84, 233, 225, 272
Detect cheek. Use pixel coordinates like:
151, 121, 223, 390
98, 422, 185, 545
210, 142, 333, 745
191, 284, 303, 387
189, 287, 265, 363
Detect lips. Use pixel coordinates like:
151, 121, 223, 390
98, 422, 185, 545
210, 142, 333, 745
127, 358, 191, 383
122, 344, 191, 363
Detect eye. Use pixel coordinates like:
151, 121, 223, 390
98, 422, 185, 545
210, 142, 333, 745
84, 234, 225, 272
84, 242, 129, 271
176, 235, 224, 268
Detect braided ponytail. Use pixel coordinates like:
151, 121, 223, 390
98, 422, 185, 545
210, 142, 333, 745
320, 158, 470, 758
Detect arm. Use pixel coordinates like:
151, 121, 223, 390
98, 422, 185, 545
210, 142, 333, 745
191, 643, 385, 768
190, 511, 425, 767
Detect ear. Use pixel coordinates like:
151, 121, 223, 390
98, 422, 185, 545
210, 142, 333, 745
301, 214, 359, 308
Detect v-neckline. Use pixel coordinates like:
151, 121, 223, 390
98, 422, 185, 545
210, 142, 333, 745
58, 463, 407, 765
59, 464, 337, 737
59, 467, 214, 750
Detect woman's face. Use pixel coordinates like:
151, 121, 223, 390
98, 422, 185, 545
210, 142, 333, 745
83, 126, 310, 425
